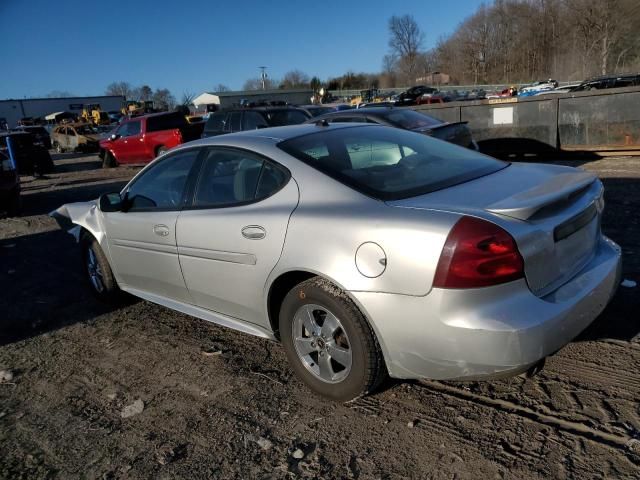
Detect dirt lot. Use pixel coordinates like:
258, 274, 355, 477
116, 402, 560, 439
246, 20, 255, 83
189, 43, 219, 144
0, 152, 639, 479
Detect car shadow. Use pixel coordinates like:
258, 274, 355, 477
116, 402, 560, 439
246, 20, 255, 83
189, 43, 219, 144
0, 228, 133, 346
479, 137, 605, 166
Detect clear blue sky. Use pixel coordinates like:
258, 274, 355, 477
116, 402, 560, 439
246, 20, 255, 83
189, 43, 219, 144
1, 0, 483, 99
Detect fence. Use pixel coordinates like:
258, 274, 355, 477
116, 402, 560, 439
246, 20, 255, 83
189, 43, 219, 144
412, 86, 640, 156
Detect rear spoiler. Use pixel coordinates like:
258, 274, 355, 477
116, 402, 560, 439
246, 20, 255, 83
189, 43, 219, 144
486, 171, 597, 220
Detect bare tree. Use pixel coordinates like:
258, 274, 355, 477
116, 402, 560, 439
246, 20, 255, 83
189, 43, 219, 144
281, 70, 310, 89
152, 88, 176, 111
181, 91, 196, 107
214, 83, 231, 92
388, 15, 425, 83
139, 85, 153, 101
105, 81, 134, 99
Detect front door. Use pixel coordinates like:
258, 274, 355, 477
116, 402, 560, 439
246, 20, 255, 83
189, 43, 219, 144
112, 119, 145, 163
176, 147, 298, 327
104, 147, 201, 302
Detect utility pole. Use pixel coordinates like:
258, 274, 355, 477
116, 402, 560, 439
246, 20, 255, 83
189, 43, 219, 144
259, 66, 268, 90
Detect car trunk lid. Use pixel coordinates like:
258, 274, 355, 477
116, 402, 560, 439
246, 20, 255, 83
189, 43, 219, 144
387, 162, 603, 296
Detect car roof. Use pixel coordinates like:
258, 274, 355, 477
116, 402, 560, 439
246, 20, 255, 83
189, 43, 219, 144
219, 106, 308, 113
191, 122, 373, 146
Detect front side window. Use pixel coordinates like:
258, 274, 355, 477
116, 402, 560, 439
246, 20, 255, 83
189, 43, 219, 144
279, 125, 506, 200
126, 149, 199, 211
192, 148, 289, 207
118, 121, 141, 137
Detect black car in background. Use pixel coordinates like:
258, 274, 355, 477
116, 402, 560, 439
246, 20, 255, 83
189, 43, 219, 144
0, 132, 54, 176
301, 104, 352, 118
11, 125, 52, 149
396, 85, 438, 105
202, 107, 311, 137
306, 107, 478, 150
570, 73, 640, 91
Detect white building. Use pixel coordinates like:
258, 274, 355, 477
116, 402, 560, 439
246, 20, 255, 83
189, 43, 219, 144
193, 89, 314, 112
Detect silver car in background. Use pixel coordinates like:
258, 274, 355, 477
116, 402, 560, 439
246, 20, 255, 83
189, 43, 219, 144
52, 124, 621, 401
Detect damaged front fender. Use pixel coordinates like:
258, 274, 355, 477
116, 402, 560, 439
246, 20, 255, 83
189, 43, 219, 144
49, 200, 106, 245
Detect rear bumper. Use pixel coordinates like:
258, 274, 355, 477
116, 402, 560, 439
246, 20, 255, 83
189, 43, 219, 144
350, 235, 622, 380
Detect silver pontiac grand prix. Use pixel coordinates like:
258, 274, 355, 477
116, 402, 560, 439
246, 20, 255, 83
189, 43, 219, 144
52, 123, 621, 401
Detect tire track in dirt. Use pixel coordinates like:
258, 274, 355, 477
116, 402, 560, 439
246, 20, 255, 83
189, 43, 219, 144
418, 379, 639, 460
546, 356, 640, 392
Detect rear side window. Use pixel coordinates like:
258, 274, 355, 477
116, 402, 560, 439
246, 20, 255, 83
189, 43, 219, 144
242, 111, 269, 130
147, 113, 187, 132
192, 148, 289, 207
228, 112, 242, 132
205, 112, 228, 133
266, 110, 309, 126
279, 125, 505, 201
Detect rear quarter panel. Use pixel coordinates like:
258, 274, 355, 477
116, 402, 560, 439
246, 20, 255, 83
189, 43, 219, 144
267, 162, 460, 296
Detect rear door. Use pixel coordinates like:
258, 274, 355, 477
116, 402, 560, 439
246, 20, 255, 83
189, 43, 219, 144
176, 147, 298, 327
103, 148, 201, 302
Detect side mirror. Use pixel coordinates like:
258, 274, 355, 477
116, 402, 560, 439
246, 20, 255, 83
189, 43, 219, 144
99, 192, 123, 212
110, 133, 120, 141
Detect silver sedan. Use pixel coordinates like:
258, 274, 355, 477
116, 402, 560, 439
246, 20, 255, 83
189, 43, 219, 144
52, 123, 622, 401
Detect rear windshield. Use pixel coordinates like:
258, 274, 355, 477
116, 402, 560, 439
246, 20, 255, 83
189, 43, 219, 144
265, 110, 309, 126
278, 125, 506, 200
382, 110, 442, 130
147, 112, 187, 132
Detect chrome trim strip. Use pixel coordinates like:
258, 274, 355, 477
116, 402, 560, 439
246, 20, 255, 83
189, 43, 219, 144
178, 246, 257, 265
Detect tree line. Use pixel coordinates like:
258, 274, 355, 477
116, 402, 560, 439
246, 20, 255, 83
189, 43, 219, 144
100, 1, 639, 104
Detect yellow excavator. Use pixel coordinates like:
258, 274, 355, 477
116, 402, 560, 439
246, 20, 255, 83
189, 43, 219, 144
81, 104, 110, 125
121, 101, 155, 117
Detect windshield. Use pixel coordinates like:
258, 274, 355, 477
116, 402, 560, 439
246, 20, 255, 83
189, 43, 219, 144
382, 110, 442, 130
278, 125, 506, 201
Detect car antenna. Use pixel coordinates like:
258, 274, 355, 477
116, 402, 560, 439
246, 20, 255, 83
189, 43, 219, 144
315, 119, 330, 127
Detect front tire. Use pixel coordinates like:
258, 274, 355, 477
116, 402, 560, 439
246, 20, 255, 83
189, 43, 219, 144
81, 233, 120, 302
102, 151, 116, 168
279, 277, 387, 401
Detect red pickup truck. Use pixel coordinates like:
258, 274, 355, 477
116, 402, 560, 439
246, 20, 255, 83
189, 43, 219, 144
99, 111, 203, 167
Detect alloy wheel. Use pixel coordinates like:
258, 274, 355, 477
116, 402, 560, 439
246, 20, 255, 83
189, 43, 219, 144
292, 304, 352, 383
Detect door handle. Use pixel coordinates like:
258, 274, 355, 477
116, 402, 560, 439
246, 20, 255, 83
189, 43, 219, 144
241, 225, 266, 240
153, 224, 170, 237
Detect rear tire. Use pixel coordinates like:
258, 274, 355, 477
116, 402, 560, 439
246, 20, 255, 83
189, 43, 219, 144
80, 233, 120, 302
54, 142, 64, 154
102, 151, 116, 168
156, 146, 168, 157
279, 277, 387, 401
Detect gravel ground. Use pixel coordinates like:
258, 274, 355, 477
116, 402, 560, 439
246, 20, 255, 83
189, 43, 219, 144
0, 153, 639, 479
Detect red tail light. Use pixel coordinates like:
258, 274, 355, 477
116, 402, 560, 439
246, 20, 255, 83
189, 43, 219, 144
433, 216, 524, 289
